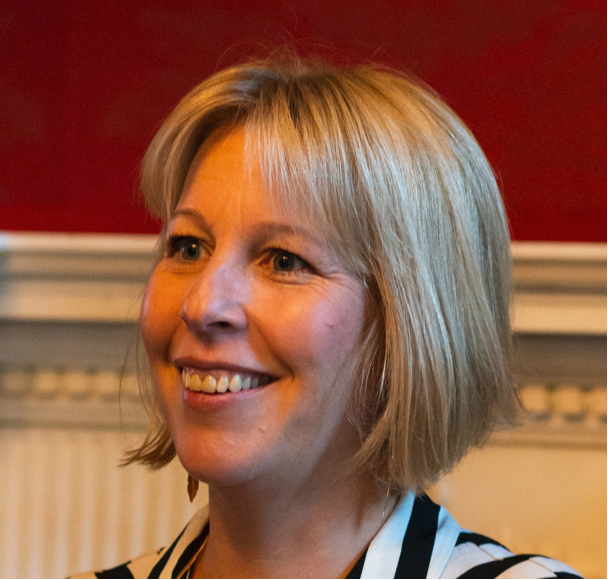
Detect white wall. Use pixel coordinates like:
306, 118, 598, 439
0, 234, 605, 578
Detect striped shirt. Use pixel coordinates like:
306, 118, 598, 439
71, 493, 583, 579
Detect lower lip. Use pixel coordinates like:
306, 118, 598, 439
182, 383, 270, 411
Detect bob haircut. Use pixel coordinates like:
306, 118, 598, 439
127, 56, 518, 493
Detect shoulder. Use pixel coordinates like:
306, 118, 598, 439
355, 493, 583, 579
442, 531, 583, 579
68, 547, 164, 579
68, 505, 209, 579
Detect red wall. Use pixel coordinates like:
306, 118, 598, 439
1, 0, 605, 241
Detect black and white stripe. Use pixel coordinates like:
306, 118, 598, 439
71, 495, 583, 579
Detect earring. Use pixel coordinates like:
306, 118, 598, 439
381, 486, 390, 522
187, 474, 199, 502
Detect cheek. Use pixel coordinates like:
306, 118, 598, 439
265, 290, 366, 451
140, 271, 184, 360
260, 286, 366, 377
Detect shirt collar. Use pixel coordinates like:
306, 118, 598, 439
152, 492, 461, 579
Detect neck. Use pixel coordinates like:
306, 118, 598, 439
194, 471, 397, 579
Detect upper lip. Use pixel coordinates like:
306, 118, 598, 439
173, 357, 277, 379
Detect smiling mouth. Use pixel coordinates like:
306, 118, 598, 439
181, 367, 274, 394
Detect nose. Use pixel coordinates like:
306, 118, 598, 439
180, 257, 249, 337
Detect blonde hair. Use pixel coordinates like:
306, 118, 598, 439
126, 56, 518, 492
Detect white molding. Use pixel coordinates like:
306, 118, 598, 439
0, 398, 150, 430
0, 232, 157, 322
511, 241, 606, 262
0, 231, 157, 254
490, 420, 606, 448
0, 233, 606, 333
512, 293, 606, 335
511, 242, 606, 295
511, 241, 607, 334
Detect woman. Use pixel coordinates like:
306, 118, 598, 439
73, 58, 582, 578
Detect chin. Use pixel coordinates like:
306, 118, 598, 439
173, 430, 273, 489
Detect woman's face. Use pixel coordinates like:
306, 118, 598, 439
141, 126, 367, 489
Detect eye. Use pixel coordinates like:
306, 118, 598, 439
168, 236, 202, 261
270, 250, 309, 274
181, 239, 201, 260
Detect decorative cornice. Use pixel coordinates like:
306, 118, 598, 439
1, 366, 604, 445
0, 233, 606, 334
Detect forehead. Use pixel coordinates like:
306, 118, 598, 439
178, 126, 317, 234
182, 125, 257, 202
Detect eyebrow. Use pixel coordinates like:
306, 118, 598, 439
170, 208, 325, 246
171, 208, 211, 230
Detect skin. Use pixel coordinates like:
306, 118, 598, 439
140, 126, 394, 578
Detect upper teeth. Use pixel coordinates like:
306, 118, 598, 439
182, 369, 266, 393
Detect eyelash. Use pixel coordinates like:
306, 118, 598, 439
165, 235, 313, 277
263, 248, 313, 277
166, 235, 203, 264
